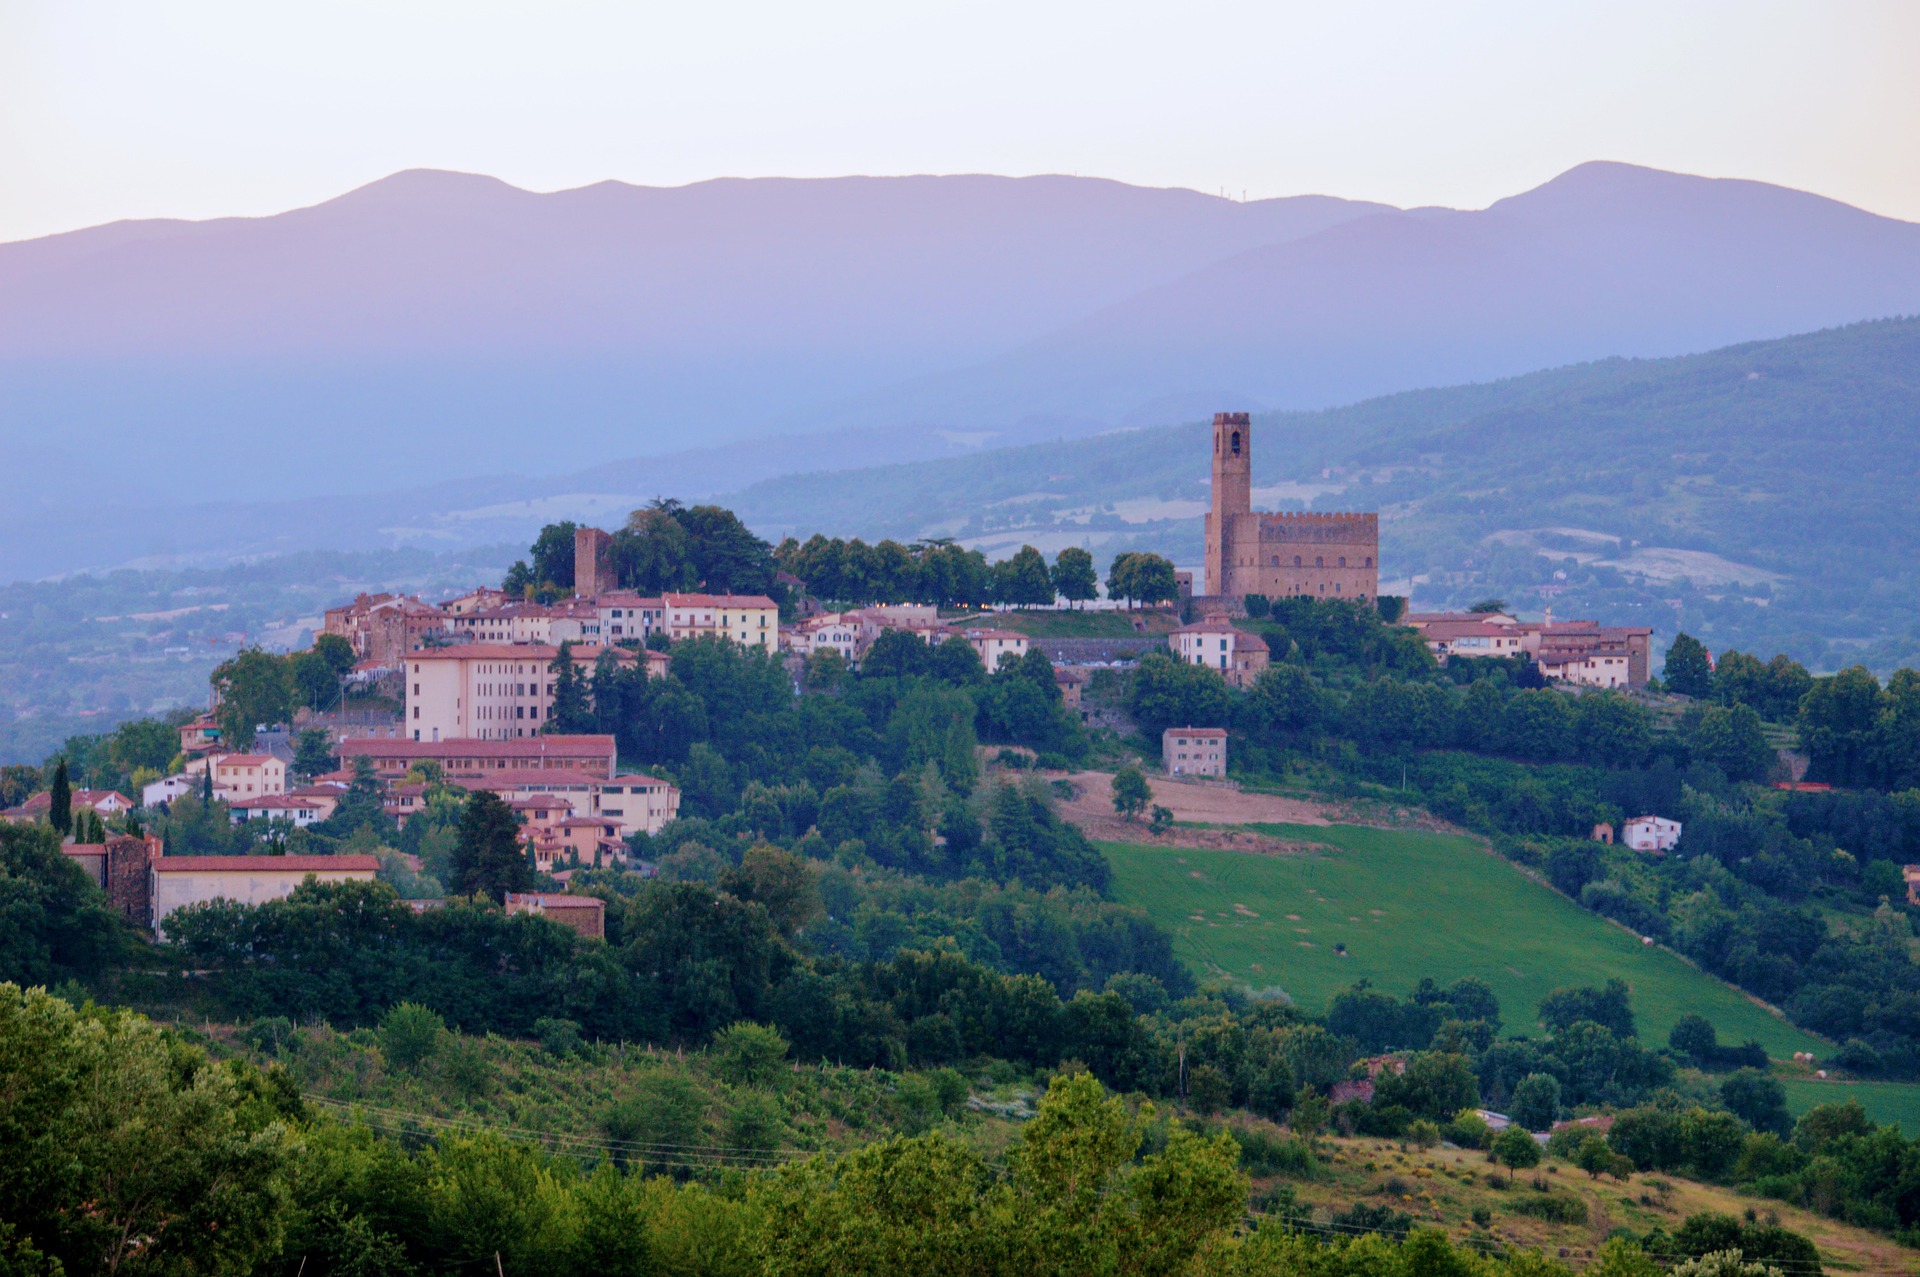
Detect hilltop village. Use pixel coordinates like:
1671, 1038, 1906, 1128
11, 415, 1666, 939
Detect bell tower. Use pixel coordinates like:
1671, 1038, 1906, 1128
1204, 412, 1252, 597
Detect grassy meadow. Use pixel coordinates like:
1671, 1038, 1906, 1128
1101, 823, 1827, 1058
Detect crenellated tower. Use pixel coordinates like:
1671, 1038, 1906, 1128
1204, 412, 1252, 596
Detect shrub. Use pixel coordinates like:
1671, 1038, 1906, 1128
377, 1001, 445, 1071
1507, 1195, 1589, 1226
1231, 1126, 1316, 1177
712, 1021, 790, 1089
534, 1016, 584, 1058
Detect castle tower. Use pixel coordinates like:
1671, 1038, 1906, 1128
574, 527, 614, 598
1204, 412, 1252, 597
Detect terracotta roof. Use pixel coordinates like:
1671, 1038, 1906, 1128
214, 754, 279, 767
607, 772, 668, 786
506, 892, 604, 908
228, 796, 325, 810
1163, 726, 1227, 738
153, 854, 380, 873
339, 736, 615, 760
664, 593, 778, 609
966, 628, 1027, 641
455, 769, 608, 790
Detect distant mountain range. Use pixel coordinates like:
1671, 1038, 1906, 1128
4, 159, 1920, 540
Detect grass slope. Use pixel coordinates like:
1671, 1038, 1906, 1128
1102, 823, 1826, 1058
1779, 1078, 1920, 1138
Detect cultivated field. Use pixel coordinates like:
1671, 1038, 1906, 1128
1101, 823, 1828, 1059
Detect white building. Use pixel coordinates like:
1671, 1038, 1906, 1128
227, 795, 331, 827
142, 774, 196, 808
150, 854, 379, 939
595, 592, 666, 643
1622, 815, 1682, 853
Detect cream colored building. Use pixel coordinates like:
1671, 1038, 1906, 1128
597, 773, 680, 833
211, 753, 288, 799
1162, 726, 1227, 778
1170, 615, 1270, 689
665, 593, 779, 652
150, 854, 378, 939
964, 628, 1030, 672
404, 644, 635, 742
595, 593, 666, 642
449, 603, 554, 645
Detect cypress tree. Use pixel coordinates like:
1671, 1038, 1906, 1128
48, 759, 72, 835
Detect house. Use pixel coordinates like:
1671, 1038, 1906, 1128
149, 853, 379, 939
211, 754, 288, 799
595, 773, 681, 834
448, 602, 554, 645
227, 795, 331, 827
548, 816, 627, 865
339, 736, 620, 781
1401, 612, 1654, 688
1905, 865, 1920, 906
400, 644, 636, 742
1622, 815, 1682, 853
322, 593, 450, 667
1054, 666, 1092, 722
964, 628, 1030, 673
1591, 822, 1615, 845
1169, 614, 1270, 689
443, 587, 510, 615
142, 774, 196, 809
784, 614, 864, 660
179, 713, 224, 755
2, 788, 135, 824
594, 592, 667, 643
1162, 726, 1227, 778
505, 891, 606, 941
546, 601, 605, 644
664, 593, 779, 652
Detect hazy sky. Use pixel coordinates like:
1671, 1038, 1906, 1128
3, 0, 1917, 242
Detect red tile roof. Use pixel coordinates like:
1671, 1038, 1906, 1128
664, 593, 778, 609
153, 855, 380, 873
339, 736, 615, 760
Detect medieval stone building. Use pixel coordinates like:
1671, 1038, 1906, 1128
1203, 412, 1379, 603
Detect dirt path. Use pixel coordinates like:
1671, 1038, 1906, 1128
1052, 770, 1336, 851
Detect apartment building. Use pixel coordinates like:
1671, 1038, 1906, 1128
401, 644, 636, 742
664, 593, 779, 652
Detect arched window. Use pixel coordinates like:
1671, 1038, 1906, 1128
1270, 555, 1279, 567
1293, 555, 1302, 567
1315, 556, 1324, 568
1231, 430, 1242, 456
1338, 556, 1346, 567
1365, 556, 1373, 568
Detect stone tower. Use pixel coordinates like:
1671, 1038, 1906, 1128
574, 527, 614, 598
1204, 412, 1252, 597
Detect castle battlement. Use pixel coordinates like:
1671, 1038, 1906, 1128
1204, 414, 1379, 601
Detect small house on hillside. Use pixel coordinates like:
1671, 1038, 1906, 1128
1622, 815, 1682, 853
1163, 727, 1227, 778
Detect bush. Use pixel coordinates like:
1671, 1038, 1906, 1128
377, 1002, 445, 1071
534, 1016, 585, 1058
712, 1020, 790, 1088
1446, 1110, 1493, 1149
1231, 1125, 1317, 1177
1506, 1194, 1589, 1225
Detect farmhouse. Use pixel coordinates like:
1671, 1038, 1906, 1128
1163, 726, 1227, 778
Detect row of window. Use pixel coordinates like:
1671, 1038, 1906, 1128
1258, 554, 1373, 568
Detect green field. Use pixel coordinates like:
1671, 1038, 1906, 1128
1102, 823, 1827, 1059
1780, 1077, 1920, 1136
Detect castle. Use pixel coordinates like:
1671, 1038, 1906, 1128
1203, 412, 1379, 603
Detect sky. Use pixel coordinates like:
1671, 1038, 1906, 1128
2, 0, 1918, 242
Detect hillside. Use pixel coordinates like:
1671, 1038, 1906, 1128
5, 162, 1920, 583
1101, 824, 1826, 1059
729, 317, 1920, 667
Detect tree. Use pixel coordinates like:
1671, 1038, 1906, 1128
1719, 1069, 1793, 1137
612, 505, 696, 593
995, 545, 1056, 607
451, 789, 533, 903
1051, 547, 1098, 608
528, 520, 579, 589
1126, 651, 1231, 740
1509, 1072, 1561, 1131
0, 824, 123, 984
1107, 552, 1179, 608
289, 649, 342, 711
313, 631, 356, 675
1490, 1124, 1541, 1182
211, 647, 294, 749
1539, 979, 1635, 1038
712, 1020, 791, 1088
1468, 598, 1507, 614
547, 642, 593, 733
675, 503, 777, 594
1112, 766, 1151, 821
377, 1001, 446, 1071
1664, 633, 1714, 698
46, 759, 70, 835
291, 728, 336, 781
